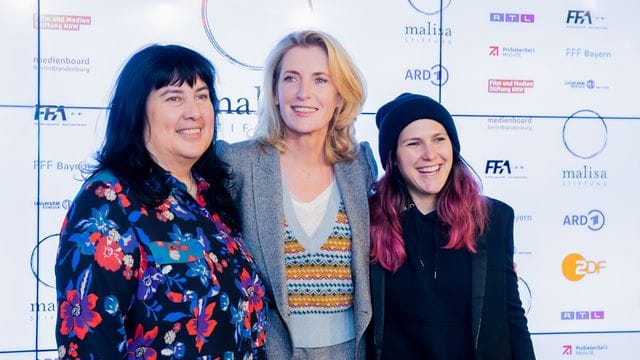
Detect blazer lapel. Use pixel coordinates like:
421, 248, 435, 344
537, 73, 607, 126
334, 159, 373, 338
251, 146, 290, 322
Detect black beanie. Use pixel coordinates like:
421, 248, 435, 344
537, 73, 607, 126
375, 92, 460, 164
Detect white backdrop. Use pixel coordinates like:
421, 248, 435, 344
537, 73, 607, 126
1, 0, 639, 359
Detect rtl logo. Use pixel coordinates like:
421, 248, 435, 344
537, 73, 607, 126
485, 160, 511, 175
562, 253, 605, 281
561, 310, 605, 320
567, 10, 592, 24
490, 13, 535, 23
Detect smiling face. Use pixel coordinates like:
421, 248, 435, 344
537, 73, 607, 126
395, 119, 454, 212
275, 45, 342, 141
143, 77, 214, 173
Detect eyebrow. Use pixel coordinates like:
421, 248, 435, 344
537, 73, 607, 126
400, 132, 447, 142
282, 69, 330, 77
158, 84, 209, 97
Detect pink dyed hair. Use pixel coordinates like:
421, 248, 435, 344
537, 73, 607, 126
370, 156, 488, 272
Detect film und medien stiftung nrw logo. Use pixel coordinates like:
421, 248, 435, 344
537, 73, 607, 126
201, 0, 315, 70
562, 109, 608, 159
408, 0, 452, 15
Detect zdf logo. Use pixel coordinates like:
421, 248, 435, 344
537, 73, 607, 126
562, 253, 605, 281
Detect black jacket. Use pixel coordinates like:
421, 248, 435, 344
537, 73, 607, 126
368, 198, 536, 360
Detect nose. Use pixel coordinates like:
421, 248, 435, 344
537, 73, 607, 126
184, 97, 203, 120
421, 143, 436, 160
296, 80, 310, 100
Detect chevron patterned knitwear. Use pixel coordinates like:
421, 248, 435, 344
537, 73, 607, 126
283, 195, 356, 348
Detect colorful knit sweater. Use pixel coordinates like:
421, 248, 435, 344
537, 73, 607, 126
282, 184, 356, 348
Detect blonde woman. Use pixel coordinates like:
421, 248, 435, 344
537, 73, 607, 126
218, 30, 376, 359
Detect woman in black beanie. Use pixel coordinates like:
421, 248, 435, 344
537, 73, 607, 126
367, 93, 535, 359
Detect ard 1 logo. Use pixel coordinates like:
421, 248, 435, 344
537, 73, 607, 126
562, 209, 605, 231
562, 253, 605, 281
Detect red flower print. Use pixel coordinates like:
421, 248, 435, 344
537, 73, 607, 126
127, 324, 158, 360
118, 193, 131, 208
238, 268, 265, 314
186, 301, 217, 352
94, 235, 124, 271
68, 342, 78, 357
59, 290, 102, 340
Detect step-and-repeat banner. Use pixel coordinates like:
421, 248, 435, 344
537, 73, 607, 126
1, 0, 638, 359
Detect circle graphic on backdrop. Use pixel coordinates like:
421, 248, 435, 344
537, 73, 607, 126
30, 233, 59, 289
430, 64, 449, 86
517, 276, 532, 314
202, 0, 315, 70
587, 209, 605, 231
561, 253, 586, 282
562, 109, 608, 159
408, 0, 452, 15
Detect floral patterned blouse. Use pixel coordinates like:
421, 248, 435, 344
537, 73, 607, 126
55, 170, 267, 360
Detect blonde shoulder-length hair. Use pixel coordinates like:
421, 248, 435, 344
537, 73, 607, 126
253, 30, 366, 164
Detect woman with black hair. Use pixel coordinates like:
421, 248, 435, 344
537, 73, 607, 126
55, 44, 267, 359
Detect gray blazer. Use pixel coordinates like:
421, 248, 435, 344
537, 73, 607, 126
217, 140, 378, 359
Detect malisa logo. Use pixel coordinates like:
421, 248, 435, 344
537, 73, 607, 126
403, 21, 452, 45
33, 14, 91, 31
407, 0, 452, 15
404, 0, 453, 46
561, 110, 608, 187
29, 234, 58, 322
201, 0, 315, 70
562, 209, 605, 231
562, 253, 605, 281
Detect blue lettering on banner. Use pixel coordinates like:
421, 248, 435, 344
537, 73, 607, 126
562, 209, 605, 231
403, 65, 449, 86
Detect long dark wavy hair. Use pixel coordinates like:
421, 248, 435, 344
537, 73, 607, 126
370, 152, 488, 272
93, 44, 239, 231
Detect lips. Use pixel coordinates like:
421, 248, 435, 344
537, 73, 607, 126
176, 128, 201, 135
291, 105, 317, 113
417, 165, 441, 174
